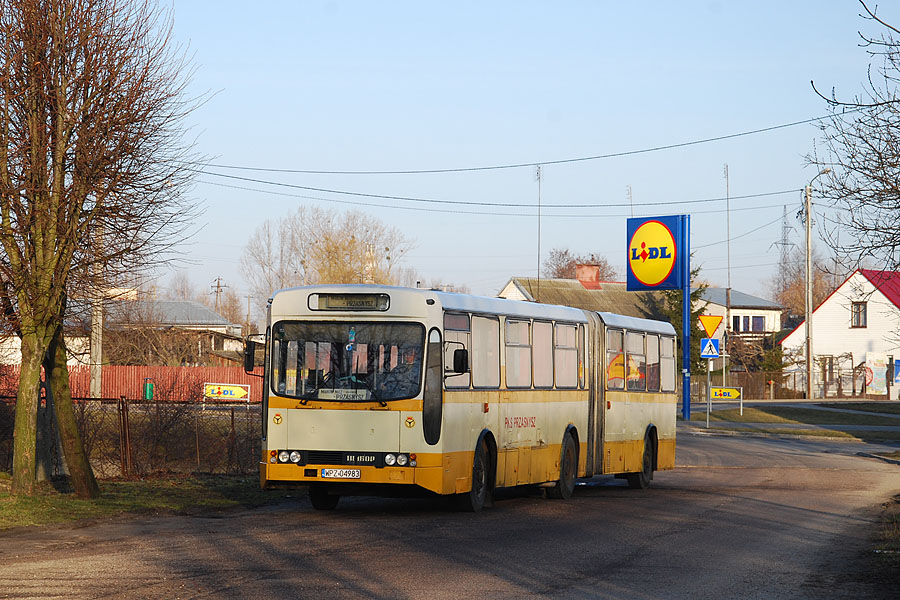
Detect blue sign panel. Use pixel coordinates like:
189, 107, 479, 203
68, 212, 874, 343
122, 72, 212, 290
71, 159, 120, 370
700, 337, 720, 359
626, 215, 687, 291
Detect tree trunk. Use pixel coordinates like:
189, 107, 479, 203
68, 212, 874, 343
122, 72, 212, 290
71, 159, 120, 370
47, 327, 99, 499
11, 333, 43, 496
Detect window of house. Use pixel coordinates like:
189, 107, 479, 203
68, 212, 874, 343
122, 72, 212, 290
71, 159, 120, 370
732, 315, 741, 332
752, 316, 765, 332
851, 302, 867, 328
742, 316, 750, 332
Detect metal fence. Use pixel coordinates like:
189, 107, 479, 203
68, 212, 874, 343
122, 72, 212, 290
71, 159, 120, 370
0, 398, 261, 478
684, 369, 891, 401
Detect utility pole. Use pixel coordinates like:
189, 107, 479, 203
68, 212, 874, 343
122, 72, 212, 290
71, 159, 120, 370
536, 165, 542, 300
89, 295, 102, 399
805, 169, 830, 400
210, 277, 227, 313
805, 184, 813, 400
724, 164, 731, 387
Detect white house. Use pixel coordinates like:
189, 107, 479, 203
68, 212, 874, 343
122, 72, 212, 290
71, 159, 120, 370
0, 299, 243, 366
781, 269, 900, 399
697, 288, 782, 371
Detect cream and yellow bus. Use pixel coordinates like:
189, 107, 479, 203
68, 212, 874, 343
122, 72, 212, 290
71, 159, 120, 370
245, 284, 677, 511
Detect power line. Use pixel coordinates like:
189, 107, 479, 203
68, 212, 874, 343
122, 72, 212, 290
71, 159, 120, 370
199, 179, 796, 218
204, 114, 836, 175
694, 214, 784, 249
196, 169, 799, 209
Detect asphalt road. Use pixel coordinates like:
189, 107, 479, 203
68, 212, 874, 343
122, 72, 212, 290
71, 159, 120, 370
1, 426, 898, 600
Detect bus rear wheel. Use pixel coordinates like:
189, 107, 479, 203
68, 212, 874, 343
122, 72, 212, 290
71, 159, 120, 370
548, 432, 577, 499
309, 483, 340, 510
456, 439, 489, 512
626, 434, 654, 490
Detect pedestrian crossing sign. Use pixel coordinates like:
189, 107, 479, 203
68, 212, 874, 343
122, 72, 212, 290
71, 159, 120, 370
700, 337, 720, 359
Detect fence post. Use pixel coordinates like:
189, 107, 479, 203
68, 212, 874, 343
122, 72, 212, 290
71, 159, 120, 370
117, 396, 132, 477
195, 411, 201, 469
228, 407, 236, 473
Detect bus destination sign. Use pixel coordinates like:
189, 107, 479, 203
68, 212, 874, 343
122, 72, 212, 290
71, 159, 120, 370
313, 293, 390, 311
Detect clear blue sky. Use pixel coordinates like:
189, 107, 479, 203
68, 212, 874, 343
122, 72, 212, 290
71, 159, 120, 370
166, 1, 885, 308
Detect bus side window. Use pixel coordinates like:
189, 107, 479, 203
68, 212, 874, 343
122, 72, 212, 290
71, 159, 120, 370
626, 332, 646, 391
646, 334, 660, 392
472, 316, 500, 388
661, 336, 676, 392
505, 320, 532, 388
606, 329, 624, 390
444, 312, 471, 389
423, 328, 443, 445
554, 323, 577, 388
578, 323, 586, 389
533, 321, 553, 388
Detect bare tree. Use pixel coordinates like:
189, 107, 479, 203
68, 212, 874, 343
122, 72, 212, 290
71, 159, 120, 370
768, 246, 836, 326
240, 208, 316, 314
241, 206, 414, 315
0, 0, 199, 497
543, 248, 618, 280
217, 287, 244, 325
810, 2, 900, 272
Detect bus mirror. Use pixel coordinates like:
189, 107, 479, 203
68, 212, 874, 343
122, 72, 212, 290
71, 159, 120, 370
453, 349, 469, 374
243, 340, 256, 373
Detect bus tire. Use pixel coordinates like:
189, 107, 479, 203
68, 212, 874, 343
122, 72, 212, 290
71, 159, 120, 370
309, 484, 340, 510
457, 439, 489, 512
548, 431, 577, 499
626, 434, 654, 490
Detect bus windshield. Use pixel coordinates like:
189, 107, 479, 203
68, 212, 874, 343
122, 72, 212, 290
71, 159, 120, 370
271, 321, 425, 402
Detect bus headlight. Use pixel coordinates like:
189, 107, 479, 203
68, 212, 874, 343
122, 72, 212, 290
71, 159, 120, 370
396, 454, 408, 466
290, 451, 302, 463
278, 450, 290, 463
385, 453, 396, 466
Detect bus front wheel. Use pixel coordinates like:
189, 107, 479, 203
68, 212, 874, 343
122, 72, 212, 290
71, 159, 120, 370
309, 483, 340, 510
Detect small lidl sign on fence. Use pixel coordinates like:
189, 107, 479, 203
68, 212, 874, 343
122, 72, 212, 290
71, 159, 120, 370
626, 215, 687, 291
204, 383, 250, 401
711, 387, 742, 400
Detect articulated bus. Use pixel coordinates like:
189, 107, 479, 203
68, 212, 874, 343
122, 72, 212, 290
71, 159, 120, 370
244, 284, 678, 511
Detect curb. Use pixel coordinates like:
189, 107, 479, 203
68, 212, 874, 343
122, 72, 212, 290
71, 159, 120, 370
856, 452, 900, 466
681, 426, 865, 443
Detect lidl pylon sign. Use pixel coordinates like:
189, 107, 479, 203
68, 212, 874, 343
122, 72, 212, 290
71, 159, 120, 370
627, 214, 692, 421
626, 216, 687, 291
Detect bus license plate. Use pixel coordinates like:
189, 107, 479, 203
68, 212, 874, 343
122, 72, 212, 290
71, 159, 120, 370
321, 468, 361, 479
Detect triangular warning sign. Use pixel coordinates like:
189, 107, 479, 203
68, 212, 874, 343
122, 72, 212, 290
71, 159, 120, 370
698, 314, 723, 338
701, 339, 719, 357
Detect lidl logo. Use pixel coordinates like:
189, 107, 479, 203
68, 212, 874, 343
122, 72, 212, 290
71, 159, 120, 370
628, 220, 677, 287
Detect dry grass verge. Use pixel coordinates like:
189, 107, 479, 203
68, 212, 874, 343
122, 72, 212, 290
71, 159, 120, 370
0, 472, 296, 530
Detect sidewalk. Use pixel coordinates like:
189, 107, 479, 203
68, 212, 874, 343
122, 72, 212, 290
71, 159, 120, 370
679, 400, 900, 437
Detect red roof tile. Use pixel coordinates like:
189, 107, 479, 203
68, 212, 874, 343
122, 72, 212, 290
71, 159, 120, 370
860, 269, 900, 309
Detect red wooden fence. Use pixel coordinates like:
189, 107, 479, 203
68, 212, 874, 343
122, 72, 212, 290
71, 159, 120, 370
0, 364, 264, 403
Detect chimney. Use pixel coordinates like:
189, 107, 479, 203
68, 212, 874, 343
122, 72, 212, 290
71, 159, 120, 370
575, 264, 602, 290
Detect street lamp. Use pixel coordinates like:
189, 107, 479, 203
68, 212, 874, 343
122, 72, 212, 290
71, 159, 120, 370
805, 169, 830, 400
